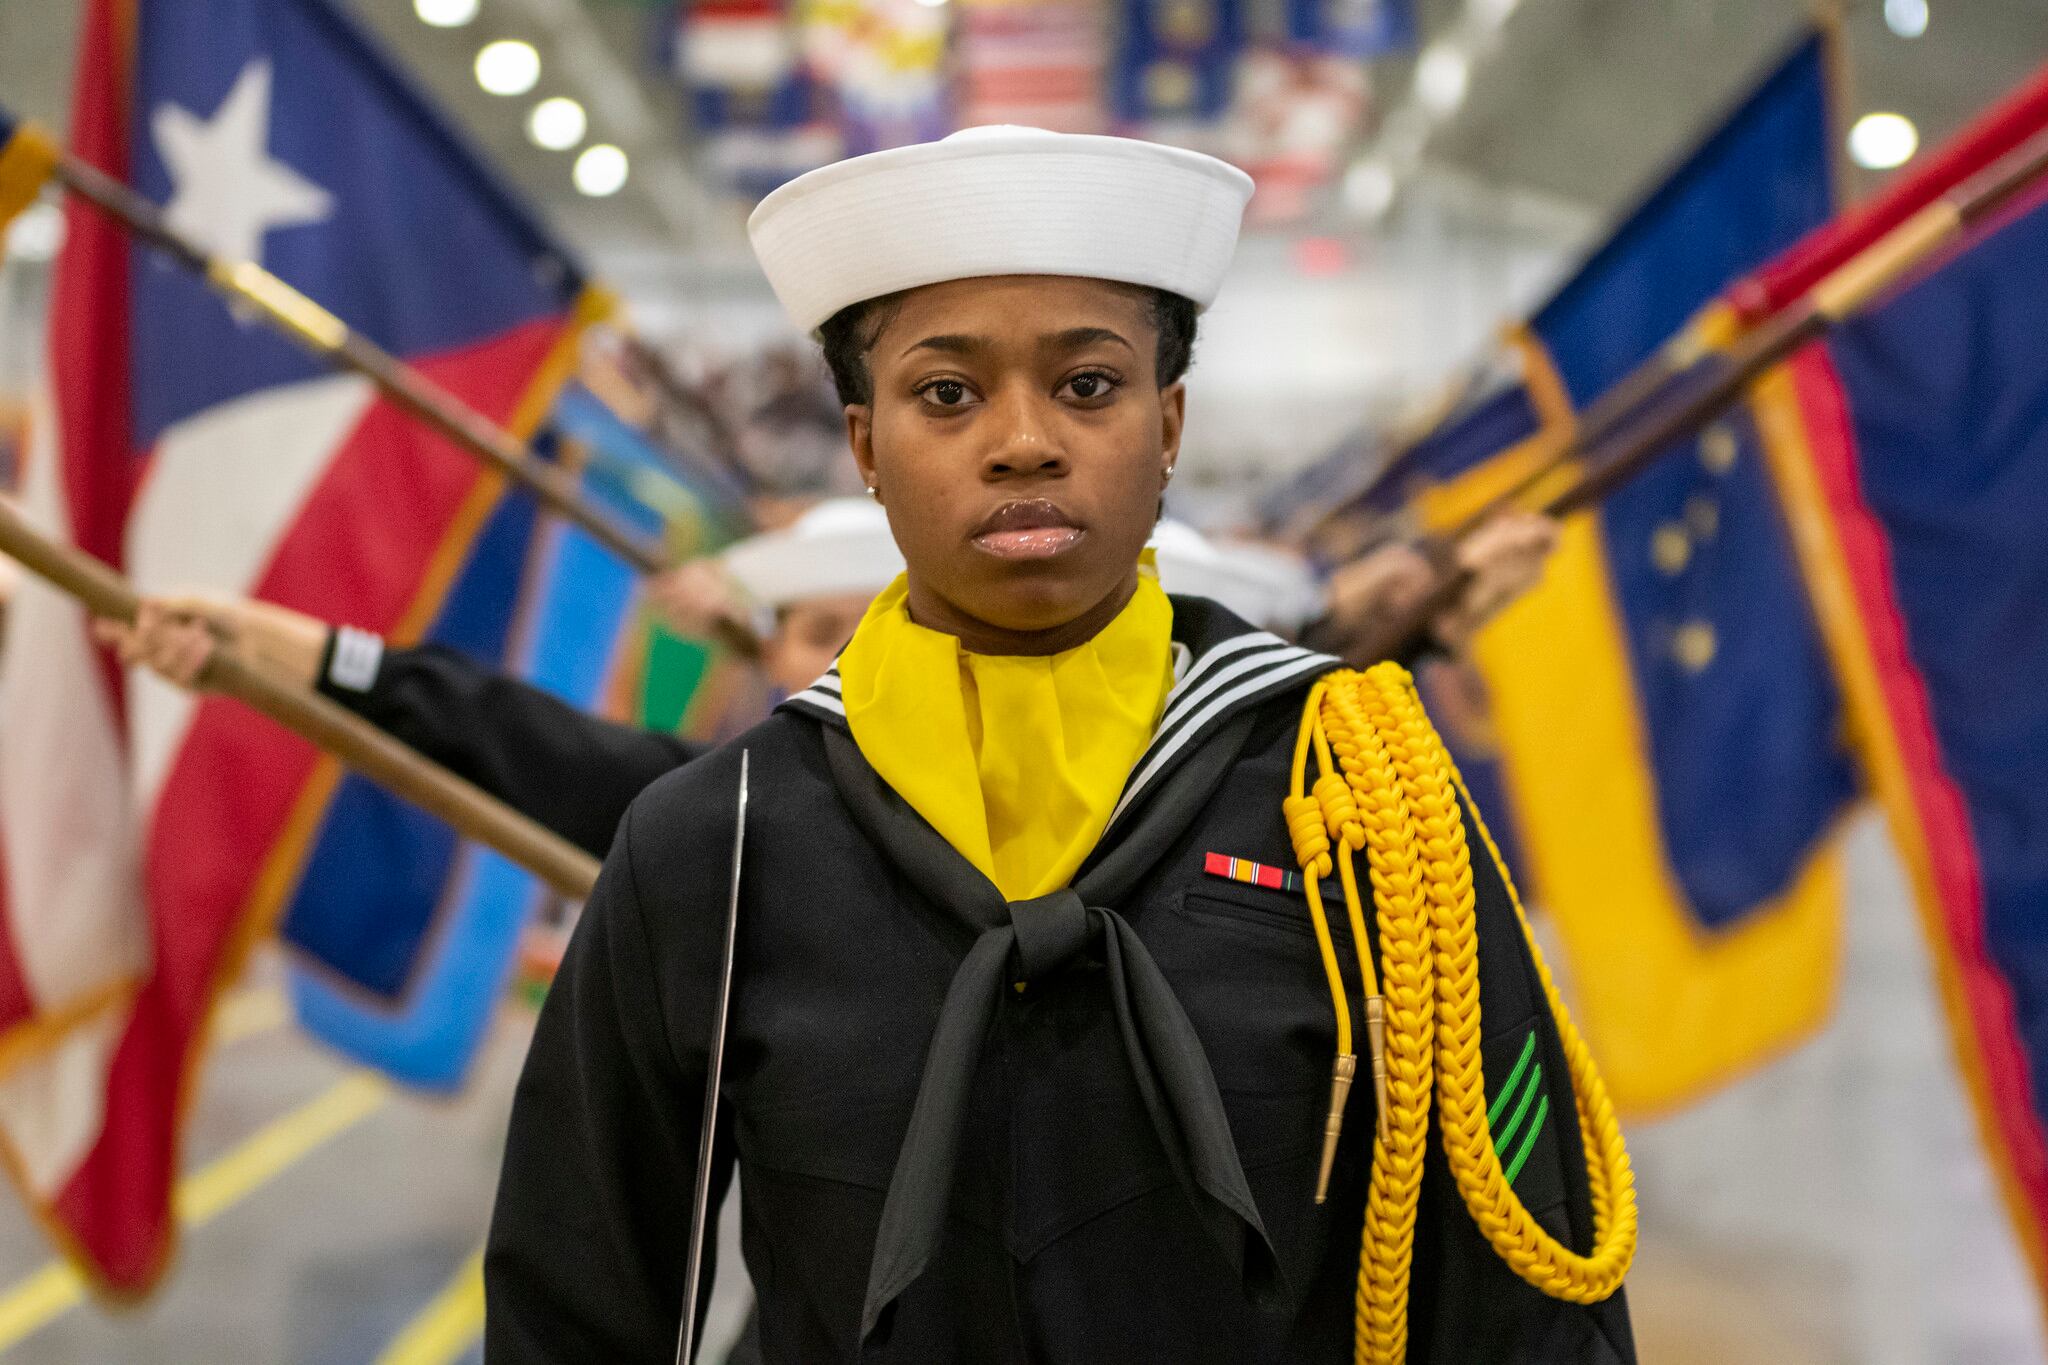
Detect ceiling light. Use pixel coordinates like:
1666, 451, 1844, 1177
475, 40, 540, 96
1849, 112, 1918, 170
1471, 0, 1521, 28
1415, 43, 1470, 116
415, 0, 479, 26
4, 200, 64, 264
574, 144, 629, 197
527, 97, 586, 151
912, 0, 950, 7
1884, 0, 1928, 38
1344, 161, 1397, 220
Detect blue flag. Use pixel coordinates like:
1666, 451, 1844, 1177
1526, 30, 1851, 928
1374, 32, 1854, 1112
1744, 62, 2048, 1310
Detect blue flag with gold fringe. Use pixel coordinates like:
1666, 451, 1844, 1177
1378, 31, 1853, 1113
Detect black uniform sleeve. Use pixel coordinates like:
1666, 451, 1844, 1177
482, 794, 736, 1363
316, 634, 703, 857
1403, 794, 1637, 1364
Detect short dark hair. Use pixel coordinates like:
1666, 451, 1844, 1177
815, 285, 1200, 407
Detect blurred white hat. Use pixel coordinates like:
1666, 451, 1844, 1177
748, 125, 1254, 333
720, 497, 904, 610
1149, 520, 1324, 633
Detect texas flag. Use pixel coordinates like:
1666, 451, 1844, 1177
0, 0, 599, 1293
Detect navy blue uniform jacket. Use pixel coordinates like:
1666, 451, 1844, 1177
481, 598, 1637, 1363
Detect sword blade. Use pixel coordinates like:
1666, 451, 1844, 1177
676, 749, 748, 1365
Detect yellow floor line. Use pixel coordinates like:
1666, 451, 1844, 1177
175, 1072, 389, 1226
0, 1264, 82, 1353
0, 1070, 389, 1353
373, 1247, 485, 1365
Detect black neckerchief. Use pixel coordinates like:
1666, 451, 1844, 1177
778, 596, 1338, 1343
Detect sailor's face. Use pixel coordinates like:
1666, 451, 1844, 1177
847, 275, 1183, 639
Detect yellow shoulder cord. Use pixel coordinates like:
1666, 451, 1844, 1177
1285, 663, 1638, 1365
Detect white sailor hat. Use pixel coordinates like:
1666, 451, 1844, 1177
720, 497, 905, 611
747, 126, 1255, 333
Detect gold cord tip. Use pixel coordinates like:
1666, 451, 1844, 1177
1365, 995, 1391, 1147
1314, 1054, 1358, 1204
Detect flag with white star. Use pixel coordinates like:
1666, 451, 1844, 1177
0, 0, 601, 1294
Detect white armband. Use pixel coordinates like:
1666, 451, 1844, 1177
328, 626, 385, 693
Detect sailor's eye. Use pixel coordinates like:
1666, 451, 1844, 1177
1064, 371, 1121, 402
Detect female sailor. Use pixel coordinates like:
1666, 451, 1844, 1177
484, 125, 1637, 1364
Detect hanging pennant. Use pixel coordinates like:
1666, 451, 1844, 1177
1225, 46, 1370, 223
679, 0, 844, 200
1110, 0, 1244, 141
1286, 0, 1416, 59
800, 0, 951, 154
954, 0, 1105, 134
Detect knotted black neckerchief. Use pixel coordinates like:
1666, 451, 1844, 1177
821, 717, 1285, 1344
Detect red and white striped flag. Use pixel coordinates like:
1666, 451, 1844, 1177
954, 0, 1106, 134
0, 0, 597, 1293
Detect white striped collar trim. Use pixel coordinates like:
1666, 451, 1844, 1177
780, 663, 846, 720
1108, 646, 1335, 828
784, 684, 845, 716
1155, 635, 1298, 738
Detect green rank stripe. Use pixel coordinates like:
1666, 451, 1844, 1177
1487, 1031, 1538, 1128
1487, 1029, 1550, 1189
1504, 1096, 1551, 1188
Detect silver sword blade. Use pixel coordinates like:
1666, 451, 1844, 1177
677, 749, 747, 1365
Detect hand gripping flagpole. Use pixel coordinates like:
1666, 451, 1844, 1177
677, 750, 747, 1365
0, 109, 671, 577
0, 497, 602, 901
1334, 124, 2048, 670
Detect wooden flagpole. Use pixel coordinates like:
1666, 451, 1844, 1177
5, 113, 672, 577
0, 499, 602, 901
1334, 125, 2048, 668
1294, 26, 1847, 557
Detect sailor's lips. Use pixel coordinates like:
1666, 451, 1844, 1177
970, 499, 1085, 561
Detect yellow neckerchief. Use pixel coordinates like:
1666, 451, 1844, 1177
837, 566, 1174, 902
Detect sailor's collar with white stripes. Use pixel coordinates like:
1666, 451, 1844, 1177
777, 594, 1340, 834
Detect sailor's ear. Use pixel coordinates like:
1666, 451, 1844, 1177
1159, 382, 1186, 483
847, 404, 876, 489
